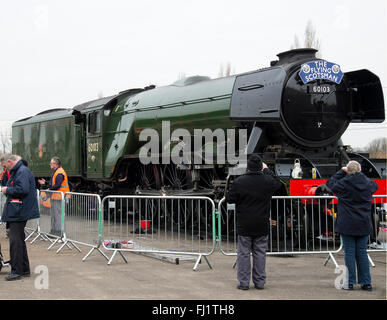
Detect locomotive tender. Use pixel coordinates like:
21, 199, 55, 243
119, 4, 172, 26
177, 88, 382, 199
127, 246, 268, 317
12, 48, 386, 200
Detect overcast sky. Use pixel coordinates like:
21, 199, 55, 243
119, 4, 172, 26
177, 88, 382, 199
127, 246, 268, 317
0, 0, 386, 148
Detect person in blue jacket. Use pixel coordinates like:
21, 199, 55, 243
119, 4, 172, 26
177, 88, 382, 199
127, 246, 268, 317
1, 154, 39, 281
326, 160, 378, 291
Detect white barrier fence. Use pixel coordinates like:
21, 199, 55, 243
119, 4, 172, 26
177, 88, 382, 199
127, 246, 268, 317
217, 195, 386, 268
60, 192, 108, 261
0, 190, 385, 271
218, 196, 343, 267
101, 195, 217, 270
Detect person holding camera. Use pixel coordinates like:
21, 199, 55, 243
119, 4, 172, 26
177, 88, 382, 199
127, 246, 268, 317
226, 154, 282, 290
326, 160, 378, 291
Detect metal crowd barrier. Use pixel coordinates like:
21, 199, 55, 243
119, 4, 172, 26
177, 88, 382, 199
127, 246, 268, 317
217, 195, 386, 268
218, 196, 343, 267
58, 192, 108, 262
24, 189, 42, 242
101, 195, 217, 271
33, 190, 73, 250
367, 195, 387, 267
17, 190, 385, 271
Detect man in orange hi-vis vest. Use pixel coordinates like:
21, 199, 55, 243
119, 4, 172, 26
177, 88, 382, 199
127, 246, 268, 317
38, 157, 70, 237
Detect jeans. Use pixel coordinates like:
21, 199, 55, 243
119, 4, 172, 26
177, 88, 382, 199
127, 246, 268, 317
341, 235, 371, 285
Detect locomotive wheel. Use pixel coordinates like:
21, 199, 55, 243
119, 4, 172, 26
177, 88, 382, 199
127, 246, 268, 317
198, 168, 217, 190
139, 164, 161, 191
161, 164, 193, 191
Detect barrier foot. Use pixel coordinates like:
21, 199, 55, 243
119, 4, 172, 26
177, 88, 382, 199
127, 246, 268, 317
119, 250, 128, 263
323, 252, 339, 268
30, 233, 45, 244
57, 240, 81, 254
193, 254, 212, 271
24, 229, 34, 238
193, 255, 201, 271
69, 241, 82, 253
232, 258, 237, 269
107, 250, 128, 265
107, 250, 117, 265
203, 255, 212, 270
25, 230, 36, 241
99, 248, 109, 261
368, 254, 376, 268
82, 247, 109, 262
47, 237, 61, 250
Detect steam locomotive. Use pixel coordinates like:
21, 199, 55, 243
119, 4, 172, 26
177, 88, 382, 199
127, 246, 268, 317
12, 48, 386, 246
12, 48, 386, 200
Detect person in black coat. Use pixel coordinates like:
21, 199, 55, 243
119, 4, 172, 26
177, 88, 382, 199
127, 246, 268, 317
226, 154, 282, 290
1, 154, 40, 281
326, 160, 378, 291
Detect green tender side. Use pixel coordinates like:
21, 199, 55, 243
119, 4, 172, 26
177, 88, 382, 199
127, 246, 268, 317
12, 109, 83, 178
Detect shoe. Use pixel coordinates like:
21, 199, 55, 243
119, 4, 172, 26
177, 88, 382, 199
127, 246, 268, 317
237, 284, 249, 290
5, 273, 21, 281
22, 271, 30, 277
254, 284, 264, 290
341, 284, 353, 290
361, 284, 373, 291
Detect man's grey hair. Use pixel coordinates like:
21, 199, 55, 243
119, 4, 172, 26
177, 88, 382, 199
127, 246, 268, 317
0, 153, 19, 163
347, 160, 361, 174
51, 156, 62, 166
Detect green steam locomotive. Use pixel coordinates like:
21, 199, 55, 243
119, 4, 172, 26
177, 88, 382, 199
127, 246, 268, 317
12, 49, 386, 200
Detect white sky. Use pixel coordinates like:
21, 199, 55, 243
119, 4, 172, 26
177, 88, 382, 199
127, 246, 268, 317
0, 0, 386, 148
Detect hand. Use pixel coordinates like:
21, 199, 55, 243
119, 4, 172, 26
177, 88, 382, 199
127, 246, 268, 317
1, 187, 6, 195
341, 167, 348, 174
262, 162, 268, 171
38, 178, 46, 185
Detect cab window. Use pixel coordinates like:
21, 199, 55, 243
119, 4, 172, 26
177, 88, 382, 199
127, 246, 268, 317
88, 111, 101, 133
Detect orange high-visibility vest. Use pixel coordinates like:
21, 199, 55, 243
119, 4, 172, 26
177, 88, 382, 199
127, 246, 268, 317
51, 167, 70, 200
40, 191, 52, 208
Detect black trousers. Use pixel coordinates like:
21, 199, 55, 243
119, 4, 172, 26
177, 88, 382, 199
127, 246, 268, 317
9, 221, 30, 275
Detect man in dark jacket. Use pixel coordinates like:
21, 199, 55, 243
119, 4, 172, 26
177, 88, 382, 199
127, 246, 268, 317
1, 154, 40, 281
326, 160, 378, 291
226, 154, 282, 290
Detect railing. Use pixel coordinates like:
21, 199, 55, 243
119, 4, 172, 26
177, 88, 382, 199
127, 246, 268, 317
59, 192, 108, 261
217, 196, 343, 267
101, 195, 217, 270
11, 190, 385, 271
